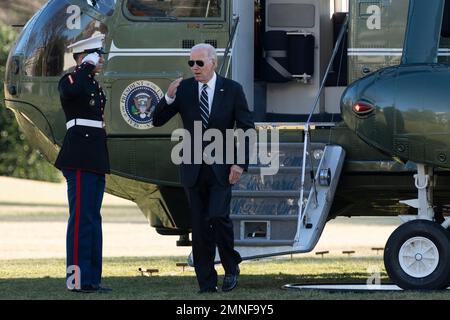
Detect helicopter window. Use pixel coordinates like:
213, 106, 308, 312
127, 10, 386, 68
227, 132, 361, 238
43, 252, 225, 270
22, 0, 108, 77
125, 0, 224, 20
86, 0, 116, 16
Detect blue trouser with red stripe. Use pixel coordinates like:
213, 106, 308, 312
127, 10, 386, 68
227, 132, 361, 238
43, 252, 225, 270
63, 169, 105, 289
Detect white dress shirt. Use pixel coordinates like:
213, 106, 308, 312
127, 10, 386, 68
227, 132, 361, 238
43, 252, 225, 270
165, 73, 217, 114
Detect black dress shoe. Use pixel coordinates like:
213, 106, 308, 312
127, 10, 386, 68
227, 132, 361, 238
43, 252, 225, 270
68, 285, 96, 293
198, 286, 218, 294
222, 266, 240, 292
68, 285, 112, 294
68, 288, 95, 294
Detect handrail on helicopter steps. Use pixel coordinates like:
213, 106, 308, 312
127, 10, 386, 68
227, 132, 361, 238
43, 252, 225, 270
219, 15, 240, 77
295, 14, 349, 243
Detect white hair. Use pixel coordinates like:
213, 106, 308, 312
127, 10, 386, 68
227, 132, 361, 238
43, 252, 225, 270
191, 43, 218, 62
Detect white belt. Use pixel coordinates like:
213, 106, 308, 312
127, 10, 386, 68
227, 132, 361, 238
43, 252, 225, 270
66, 119, 104, 130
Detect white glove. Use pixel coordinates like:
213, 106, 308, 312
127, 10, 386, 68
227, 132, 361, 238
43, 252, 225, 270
82, 52, 100, 66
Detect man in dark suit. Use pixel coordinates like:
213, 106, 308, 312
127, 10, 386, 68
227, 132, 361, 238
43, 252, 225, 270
55, 34, 111, 293
153, 43, 255, 293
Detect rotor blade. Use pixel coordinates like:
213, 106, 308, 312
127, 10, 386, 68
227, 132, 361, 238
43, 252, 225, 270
401, 0, 445, 64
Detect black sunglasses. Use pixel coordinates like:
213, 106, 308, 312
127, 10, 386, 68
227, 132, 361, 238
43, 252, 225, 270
188, 60, 205, 67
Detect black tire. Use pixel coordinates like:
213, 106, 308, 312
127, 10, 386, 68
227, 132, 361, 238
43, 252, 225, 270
384, 220, 450, 290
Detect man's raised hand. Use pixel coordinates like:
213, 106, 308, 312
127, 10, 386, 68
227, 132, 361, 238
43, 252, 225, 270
167, 77, 183, 99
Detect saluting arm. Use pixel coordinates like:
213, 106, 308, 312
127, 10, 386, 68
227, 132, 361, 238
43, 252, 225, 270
153, 78, 183, 127
58, 62, 96, 99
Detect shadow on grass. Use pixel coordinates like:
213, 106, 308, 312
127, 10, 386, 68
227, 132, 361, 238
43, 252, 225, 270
1, 273, 448, 300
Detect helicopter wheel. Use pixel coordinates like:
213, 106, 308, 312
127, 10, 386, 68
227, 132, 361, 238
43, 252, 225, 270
384, 220, 450, 290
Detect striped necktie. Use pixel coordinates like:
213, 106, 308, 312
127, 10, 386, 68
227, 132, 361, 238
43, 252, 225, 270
199, 83, 209, 129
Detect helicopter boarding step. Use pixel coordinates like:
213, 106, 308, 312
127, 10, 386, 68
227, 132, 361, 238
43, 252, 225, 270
231, 142, 346, 260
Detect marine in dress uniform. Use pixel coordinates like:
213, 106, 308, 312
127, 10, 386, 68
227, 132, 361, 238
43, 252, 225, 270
54, 34, 111, 293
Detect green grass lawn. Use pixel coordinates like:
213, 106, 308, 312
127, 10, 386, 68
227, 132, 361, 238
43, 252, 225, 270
1, 256, 449, 300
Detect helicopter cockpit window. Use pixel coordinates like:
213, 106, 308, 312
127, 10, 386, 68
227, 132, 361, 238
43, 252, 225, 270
22, 0, 108, 77
86, 0, 116, 16
125, 0, 224, 20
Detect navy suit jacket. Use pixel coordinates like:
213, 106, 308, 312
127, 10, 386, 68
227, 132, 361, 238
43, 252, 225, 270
153, 75, 255, 188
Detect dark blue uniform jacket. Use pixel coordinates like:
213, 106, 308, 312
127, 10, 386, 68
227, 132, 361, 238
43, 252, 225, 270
55, 62, 110, 174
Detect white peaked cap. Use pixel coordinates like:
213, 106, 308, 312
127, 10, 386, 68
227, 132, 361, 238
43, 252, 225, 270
68, 34, 105, 54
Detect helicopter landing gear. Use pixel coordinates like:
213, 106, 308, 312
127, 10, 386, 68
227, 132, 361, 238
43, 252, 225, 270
384, 220, 450, 290
385, 164, 450, 290
176, 233, 192, 247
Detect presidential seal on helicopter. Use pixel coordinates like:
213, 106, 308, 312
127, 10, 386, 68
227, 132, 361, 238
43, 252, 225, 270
120, 80, 163, 130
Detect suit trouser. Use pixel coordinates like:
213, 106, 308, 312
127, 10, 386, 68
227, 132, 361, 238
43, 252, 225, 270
63, 169, 105, 288
185, 165, 242, 290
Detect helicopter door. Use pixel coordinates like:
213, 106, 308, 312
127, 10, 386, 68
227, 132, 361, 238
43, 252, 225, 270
106, 0, 230, 135
102, 0, 230, 185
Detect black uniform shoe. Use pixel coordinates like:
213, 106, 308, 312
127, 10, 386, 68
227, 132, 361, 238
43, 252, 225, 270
197, 286, 218, 294
68, 285, 112, 294
68, 288, 96, 293
222, 266, 240, 292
